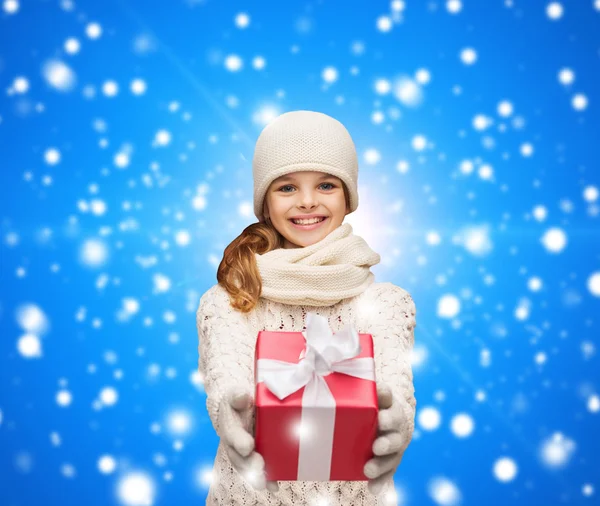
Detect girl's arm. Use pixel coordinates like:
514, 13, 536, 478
197, 284, 256, 439
370, 284, 417, 437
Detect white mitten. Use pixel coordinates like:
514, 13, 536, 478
218, 385, 279, 493
364, 382, 413, 495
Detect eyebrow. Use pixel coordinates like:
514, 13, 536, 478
275, 173, 335, 183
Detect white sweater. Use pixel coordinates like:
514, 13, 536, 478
196, 281, 417, 505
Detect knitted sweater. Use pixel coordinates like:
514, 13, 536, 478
196, 281, 417, 506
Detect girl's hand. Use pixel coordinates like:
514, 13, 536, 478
218, 386, 279, 493
364, 382, 412, 495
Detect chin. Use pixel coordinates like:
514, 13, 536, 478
286, 230, 330, 248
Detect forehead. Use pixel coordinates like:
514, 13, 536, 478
274, 172, 338, 183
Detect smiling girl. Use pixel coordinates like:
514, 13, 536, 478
197, 110, 417, 505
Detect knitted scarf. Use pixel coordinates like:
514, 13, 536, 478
255, 223, 381, 306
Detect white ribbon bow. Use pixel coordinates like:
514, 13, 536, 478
256, 312, 376, 481
257, 312, 375, 400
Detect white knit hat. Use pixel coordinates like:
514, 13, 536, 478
252, 110, 359, 222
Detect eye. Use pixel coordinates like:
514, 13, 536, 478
276, 182, 337, 192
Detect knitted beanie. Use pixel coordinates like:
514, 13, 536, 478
252, 110, 359, 222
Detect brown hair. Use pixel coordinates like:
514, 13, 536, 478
217, 182, 351, 313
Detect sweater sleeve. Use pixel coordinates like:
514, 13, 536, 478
369, 283, 417, 436
196, 284, 256, 439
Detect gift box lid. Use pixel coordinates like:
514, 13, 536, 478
254, 329, 377, 409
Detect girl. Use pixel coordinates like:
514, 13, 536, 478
197, 110, 417, 505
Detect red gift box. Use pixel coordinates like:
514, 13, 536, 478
254, 313, 378, 481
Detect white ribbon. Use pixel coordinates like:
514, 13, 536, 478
256, 312, 375, 481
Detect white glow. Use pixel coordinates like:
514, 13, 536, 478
16, 304, 49, 334
393, 77, 423, 107
587, 394, 600, 413
588, 272, 600, 297
446, 0, 462, 14
252, 56, 266, 70
558, 67, 574, 85
520, 143, 534, 157
363, 148, 381, 165
3, 0, 19, 14
376, 15, 393, 32
460, 47, 477, 65
539, 432, 575, 469
415, 68, 431, 84
459, 160, 474, 174
473, 114, 491, 131
412, 135, 427, 151
195, 466, 213, 488
224, 54, 243, 72
527, 276, 543, 292
114, 152, 130, 168
98, 455, 117, 474
116, 472, 156, 506
154, 129, 171, 147
532, 205, 547, 222
583, 483, 595, 497
13, 76, 29, 93
374, 78, 391, 95
461, 226, 492, 256
437, 294, 460, 319
322, 66, 338, 84
100, 387, 118, 406
130, 79, 147, 95
121, 298, 139, 316
90, 199, 107, 216
450, 413, 474, 438
64, 37, 80, 54
167, 410, 192, 435
175, 230, 191, 246
17, 334, 42, 358
546, 2, 563, 20
497, 100, 513, 117
493, 457, 517, 482
86, 22, 102, 39
417, 406, 441, 431
541, 227, 567, 253
153, 273, 171, 293
80, 238, 109, 267
252, 105, 280, 126
572, 93, 588, 111
583, 185, 598, 202
56, 390, 72, 407
42, 60, 76, 91
102, 80, 119, 97
428, 477, 462, 505
234, 12, 250, 28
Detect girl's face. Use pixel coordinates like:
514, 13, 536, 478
263, 171, 349, 249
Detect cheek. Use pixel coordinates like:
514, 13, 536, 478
331, 197, 347, 213
269, 201, 287, 218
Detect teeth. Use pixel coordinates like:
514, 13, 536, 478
291, 217, 325, 225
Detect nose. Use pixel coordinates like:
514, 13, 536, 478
298, 189, 318, 210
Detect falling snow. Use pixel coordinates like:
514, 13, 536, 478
42, 59, 76, 92
1, 1, 599, 505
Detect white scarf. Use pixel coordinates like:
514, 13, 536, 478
255, 223, 381, 306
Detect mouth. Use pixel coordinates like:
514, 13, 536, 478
288, 216, 328, 231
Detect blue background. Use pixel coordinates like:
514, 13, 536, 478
1, 0, 599, 505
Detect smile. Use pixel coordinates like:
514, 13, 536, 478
288, 217, 328, 230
